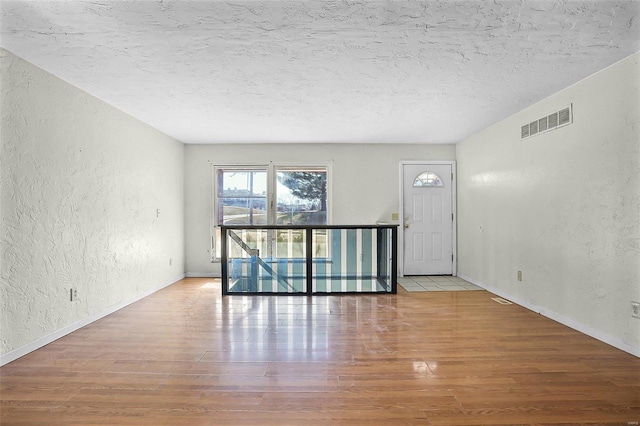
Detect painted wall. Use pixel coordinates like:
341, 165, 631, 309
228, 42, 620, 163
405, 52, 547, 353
0, 49, 185, 360
456, 53, 640, 355
185, 143, 456, 275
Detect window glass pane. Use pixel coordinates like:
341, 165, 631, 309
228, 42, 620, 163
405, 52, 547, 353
219, 199, 267, 225
220, 198, 248, 225
276, 168, 327, 225
413, 172, 444, 187
218, 170, 266, 197
250, 199, 268, 224
216, 168, 267, 226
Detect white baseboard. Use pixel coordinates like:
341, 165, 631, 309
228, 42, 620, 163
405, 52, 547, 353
185, 272, 220, 278
0, 273, 186, 367
457, 273, 640, 358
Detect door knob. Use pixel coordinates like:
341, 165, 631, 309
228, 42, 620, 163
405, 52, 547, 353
404, 223, 409, 229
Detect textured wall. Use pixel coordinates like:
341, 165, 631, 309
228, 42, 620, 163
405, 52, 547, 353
456, 53, 640, 354
0, 49, 185, 357
184, 143, 456, 275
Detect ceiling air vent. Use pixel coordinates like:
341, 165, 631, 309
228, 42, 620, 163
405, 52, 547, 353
521, 104, 572, 140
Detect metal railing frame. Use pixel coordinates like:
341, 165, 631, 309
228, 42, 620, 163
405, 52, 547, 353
221, 225, 397, 296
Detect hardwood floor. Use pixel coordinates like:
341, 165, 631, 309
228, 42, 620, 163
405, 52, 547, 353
1, 278, 639, 425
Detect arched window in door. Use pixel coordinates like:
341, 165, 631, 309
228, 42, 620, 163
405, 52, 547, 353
413, 171, 444, 187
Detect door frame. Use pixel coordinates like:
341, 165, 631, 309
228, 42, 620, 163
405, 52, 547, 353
398, 160, 457, 277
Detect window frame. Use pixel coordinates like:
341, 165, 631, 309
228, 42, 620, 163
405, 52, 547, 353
211, 162, 332, 262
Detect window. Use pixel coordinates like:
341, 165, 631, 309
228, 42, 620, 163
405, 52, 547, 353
413, 172, 444, 187
212, 164, 330, 260
216, 168, 268, 226
276, 167, 327, 225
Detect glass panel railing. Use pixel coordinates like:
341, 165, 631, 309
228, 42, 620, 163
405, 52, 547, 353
224, 228, 305, 294
221, 225, 397, 295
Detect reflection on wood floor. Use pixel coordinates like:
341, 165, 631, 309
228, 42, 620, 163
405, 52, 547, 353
1, 278, 639, 425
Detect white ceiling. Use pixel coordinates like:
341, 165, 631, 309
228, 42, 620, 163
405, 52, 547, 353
1, 1, 639, 144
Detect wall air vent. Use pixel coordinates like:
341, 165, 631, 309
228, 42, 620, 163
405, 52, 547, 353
558, 106, 571, 126
521, 104, 572, 139
538, 116, 548, 132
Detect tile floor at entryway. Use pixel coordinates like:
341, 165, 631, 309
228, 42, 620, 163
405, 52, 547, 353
398, 275, 483, 292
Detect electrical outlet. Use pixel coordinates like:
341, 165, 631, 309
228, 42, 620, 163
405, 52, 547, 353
391, 213, 399, 221
70, 288, 78, 302
632, 302, 640, 319
517, 270, 522, 282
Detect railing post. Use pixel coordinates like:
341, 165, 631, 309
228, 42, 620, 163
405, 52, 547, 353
306, 227, 313, 296
221, 226, 228, 296
391, 225, 398, 294
376, 227, 383, 286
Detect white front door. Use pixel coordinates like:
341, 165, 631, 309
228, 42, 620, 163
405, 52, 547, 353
402, 163, 454, 275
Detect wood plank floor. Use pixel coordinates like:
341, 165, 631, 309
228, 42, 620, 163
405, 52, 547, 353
1, 278, 639, 425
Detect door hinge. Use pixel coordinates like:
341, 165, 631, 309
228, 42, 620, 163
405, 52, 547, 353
452, 213, 454, 221
452, 254, 454, 261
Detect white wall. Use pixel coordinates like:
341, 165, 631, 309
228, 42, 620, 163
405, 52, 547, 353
456, 53, 640, 355
185, 143, 456, 275
0, 49, 185, 363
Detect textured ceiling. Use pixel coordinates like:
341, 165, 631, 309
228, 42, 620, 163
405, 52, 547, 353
1, 1, 639, 144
